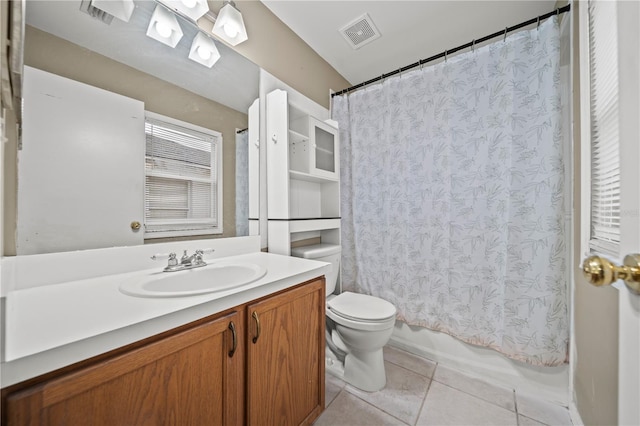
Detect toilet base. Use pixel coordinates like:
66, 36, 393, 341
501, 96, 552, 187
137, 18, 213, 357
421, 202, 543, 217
325, 350, 345, 380
343, 347, 386, 392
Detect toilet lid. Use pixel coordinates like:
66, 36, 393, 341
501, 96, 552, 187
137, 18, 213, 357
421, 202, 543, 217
328, 292, 396, 322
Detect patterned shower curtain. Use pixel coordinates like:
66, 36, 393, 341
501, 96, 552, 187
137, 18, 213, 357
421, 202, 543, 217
235, 130, 249, 237
332, 17, 568, 366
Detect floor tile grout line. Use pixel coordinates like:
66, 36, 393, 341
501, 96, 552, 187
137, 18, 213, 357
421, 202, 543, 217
341, 358, 432, 426
384, 349, 520, 421
342, 386, 413, 426
387, 348, 517, 407
383, 358, 435, 380
433, 380, 521, 421
410, 361, 438, 426
324, 387, 344, 411
518, 413, 554, 426
515, 391, 521, 425
429, 374, 517, 413
382, 356, 437, 380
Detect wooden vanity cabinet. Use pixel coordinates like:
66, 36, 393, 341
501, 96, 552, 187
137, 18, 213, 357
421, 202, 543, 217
4, 311, 244, 426
247, 277, 325, 425
3, 277, 325, 426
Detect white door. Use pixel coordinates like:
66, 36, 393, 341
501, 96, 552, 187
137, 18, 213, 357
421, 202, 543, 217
18, 66, 145, 254
615, 2, 640, 424
582, 2, 640, 424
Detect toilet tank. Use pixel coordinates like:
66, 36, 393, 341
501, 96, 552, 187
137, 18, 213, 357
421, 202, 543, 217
291, 244, 341, 295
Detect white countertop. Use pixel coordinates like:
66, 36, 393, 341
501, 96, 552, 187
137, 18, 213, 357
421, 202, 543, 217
1, 251, 330, 388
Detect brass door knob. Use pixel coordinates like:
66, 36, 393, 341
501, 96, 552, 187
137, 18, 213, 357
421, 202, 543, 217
130, 221, 141, 231
582, 254, 640, 294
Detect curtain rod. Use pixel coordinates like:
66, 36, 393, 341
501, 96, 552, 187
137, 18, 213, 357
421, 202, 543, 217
332, 4, 570, 98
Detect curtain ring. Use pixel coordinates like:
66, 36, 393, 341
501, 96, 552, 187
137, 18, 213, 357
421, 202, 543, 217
556, 8, 560, 15
444, 50, 448, 62
398, 67, 402, 77
420, 59, 424, 70
537, 16, 540, 30
503, 27, 508, 42
472, 39, 475, 52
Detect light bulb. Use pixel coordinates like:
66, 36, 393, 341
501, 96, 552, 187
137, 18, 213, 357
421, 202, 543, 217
155, 21, 173, 38
181, 0, 197, 8
197, 46, 212, 60
223, 22, 239, 38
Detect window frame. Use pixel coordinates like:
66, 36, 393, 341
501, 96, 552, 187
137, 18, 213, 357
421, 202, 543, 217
143, 111, 223, 239
579, 0, 621, 260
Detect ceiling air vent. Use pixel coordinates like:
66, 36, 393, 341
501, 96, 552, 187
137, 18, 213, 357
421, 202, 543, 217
79, 0, 114, 25
339, 13, 381, 50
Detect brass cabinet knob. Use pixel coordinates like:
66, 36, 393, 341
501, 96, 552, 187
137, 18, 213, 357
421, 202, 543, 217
582, 254, 640, 294
130, 221, 141, 231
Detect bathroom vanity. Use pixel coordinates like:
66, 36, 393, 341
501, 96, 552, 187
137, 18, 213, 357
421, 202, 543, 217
1, 238, 329, 425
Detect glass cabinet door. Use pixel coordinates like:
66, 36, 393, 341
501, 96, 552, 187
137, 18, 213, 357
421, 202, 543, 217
309, 117, 338, 179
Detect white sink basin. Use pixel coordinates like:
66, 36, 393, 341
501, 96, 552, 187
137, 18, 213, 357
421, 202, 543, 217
120, 262, 267, 298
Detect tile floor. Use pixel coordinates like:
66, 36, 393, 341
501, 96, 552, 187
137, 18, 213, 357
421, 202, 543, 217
314, 346, 573, 426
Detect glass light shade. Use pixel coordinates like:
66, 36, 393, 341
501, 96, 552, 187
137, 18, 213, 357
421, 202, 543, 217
146, 4, 183, 48
155, 21, 173, 38
91, 0, 135, 22
158, 0, 209, 21
211, 2, 248, 46
188, 32, 221, 68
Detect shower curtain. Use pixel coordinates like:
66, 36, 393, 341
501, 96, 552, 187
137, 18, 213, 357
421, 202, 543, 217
332, 17, 570, 366
235, 130, 249, 237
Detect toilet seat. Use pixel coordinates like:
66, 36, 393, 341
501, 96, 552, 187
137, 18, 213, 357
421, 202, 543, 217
327, 292, 396, 331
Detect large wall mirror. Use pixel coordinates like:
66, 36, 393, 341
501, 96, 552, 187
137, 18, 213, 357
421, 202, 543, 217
14, 0, 260, 255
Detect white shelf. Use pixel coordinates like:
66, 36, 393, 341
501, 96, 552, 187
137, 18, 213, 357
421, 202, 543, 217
314, 146, 334, 156
289, 170, 339, 183
288, 129, 308, 144
289, 218, 340, 233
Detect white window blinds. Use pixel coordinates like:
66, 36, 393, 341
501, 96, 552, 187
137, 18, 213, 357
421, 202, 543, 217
144, 113, 222, 238
588, 0, 620, 257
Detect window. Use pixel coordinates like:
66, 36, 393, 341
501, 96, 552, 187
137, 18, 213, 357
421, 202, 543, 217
144, 112, 222, 238
581, 0, 620, 258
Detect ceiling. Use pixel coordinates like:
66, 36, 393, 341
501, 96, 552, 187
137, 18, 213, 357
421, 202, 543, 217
261, 0, 558, 85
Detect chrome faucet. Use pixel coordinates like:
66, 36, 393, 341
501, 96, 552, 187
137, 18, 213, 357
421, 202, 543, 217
151, 249, 214, 272
181, 249, 206, 267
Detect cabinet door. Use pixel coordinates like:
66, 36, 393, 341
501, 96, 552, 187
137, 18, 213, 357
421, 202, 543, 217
247, 278, 325, 426
5, 311, 244, 426
309, 117, 339, 180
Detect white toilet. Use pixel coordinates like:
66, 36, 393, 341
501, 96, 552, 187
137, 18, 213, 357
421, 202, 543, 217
291, 244, 396, 392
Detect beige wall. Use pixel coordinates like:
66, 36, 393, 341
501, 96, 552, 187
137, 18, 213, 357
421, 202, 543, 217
1, 1, 18, 256
7, 26, 248, 250
229, 1, 350, 109
569, 2, 619, 424
2, 107, 17, 256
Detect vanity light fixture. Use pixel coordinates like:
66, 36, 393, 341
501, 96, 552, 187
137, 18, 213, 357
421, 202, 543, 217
90, 0, 135, 22
146, 4, 184, 48
188, 32, 221, 68
211, 0, 248, 46
159, 0, 209, 22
